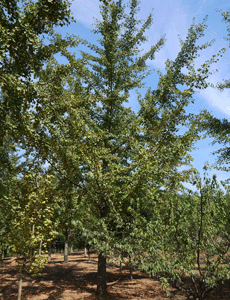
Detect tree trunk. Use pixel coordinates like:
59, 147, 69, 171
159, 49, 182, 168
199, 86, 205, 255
70, 241, 73, 254
0, 248, 3, 265
120, 254, 123, 271
18, 274, 23, 300
48, 241, 52, 260
64, 233, 68, 263
3, 247, 8, 259
87, 244, 90, 261
129, 254, 133, 280
97, 159, 108, 294
97, 252, 107, 295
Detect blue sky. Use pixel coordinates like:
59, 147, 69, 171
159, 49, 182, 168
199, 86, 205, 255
54, 0, 230, 189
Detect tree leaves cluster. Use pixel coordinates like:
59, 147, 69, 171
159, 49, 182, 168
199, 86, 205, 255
138, 167, 230, 299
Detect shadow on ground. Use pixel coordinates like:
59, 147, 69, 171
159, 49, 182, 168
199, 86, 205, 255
0, 251, 229, 300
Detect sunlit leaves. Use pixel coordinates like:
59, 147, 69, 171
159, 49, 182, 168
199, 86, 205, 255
9, 167, 59, 275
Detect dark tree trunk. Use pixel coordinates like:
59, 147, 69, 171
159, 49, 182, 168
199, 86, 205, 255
3, 247, 8, 259
87, 244, 90, 261
0, 244, 4, 265
0, 250, 3, 265
97, 252, 107, 295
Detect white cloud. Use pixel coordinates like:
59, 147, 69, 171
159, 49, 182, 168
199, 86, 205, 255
199, 87, 230, 116
140, 0, 192, 69
71, 0, 102, 27
195, 49, 230, 117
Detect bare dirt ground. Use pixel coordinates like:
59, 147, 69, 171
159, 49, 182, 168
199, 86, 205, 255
0, 250, 229, 300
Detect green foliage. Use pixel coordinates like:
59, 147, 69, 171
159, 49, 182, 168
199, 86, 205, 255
9, 166, 59, 276
196, 110, 230, 173
0, 0, 74, 172
139, 168, 230, 300
0, 132, 20, 262
99, 0, 112, 4
194, 8, 230, 178
214, 8, 230, 90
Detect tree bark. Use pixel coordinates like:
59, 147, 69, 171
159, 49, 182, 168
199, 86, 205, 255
97, 252, 107, 295
84, 244, 90, 260
0, 248, 3, 265
97, 159, 109, 294
120, 253, 123, 271
70, 241, 73, 254
129, 254, 133, 280
18, 274, 23, 300
64, 233, 68, 263
87, 244, 90, 261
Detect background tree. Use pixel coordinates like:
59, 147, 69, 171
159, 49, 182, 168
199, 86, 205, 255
139, 167, 230, 300
0, 131, 19, 264
9, 162, 59, 300
0, 1, 74, 266
54, 178, 80, 263
0, 0, 74, 220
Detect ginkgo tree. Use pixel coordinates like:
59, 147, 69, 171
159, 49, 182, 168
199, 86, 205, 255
0, 1, 75, 269
22, 0, 224, 295
0, 1, 75, 227
0, 132, 19, 264
9, 162, 59, 300
54, 177, 81, 263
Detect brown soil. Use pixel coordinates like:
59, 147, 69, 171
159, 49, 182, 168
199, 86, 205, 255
0, 250, 229, 300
